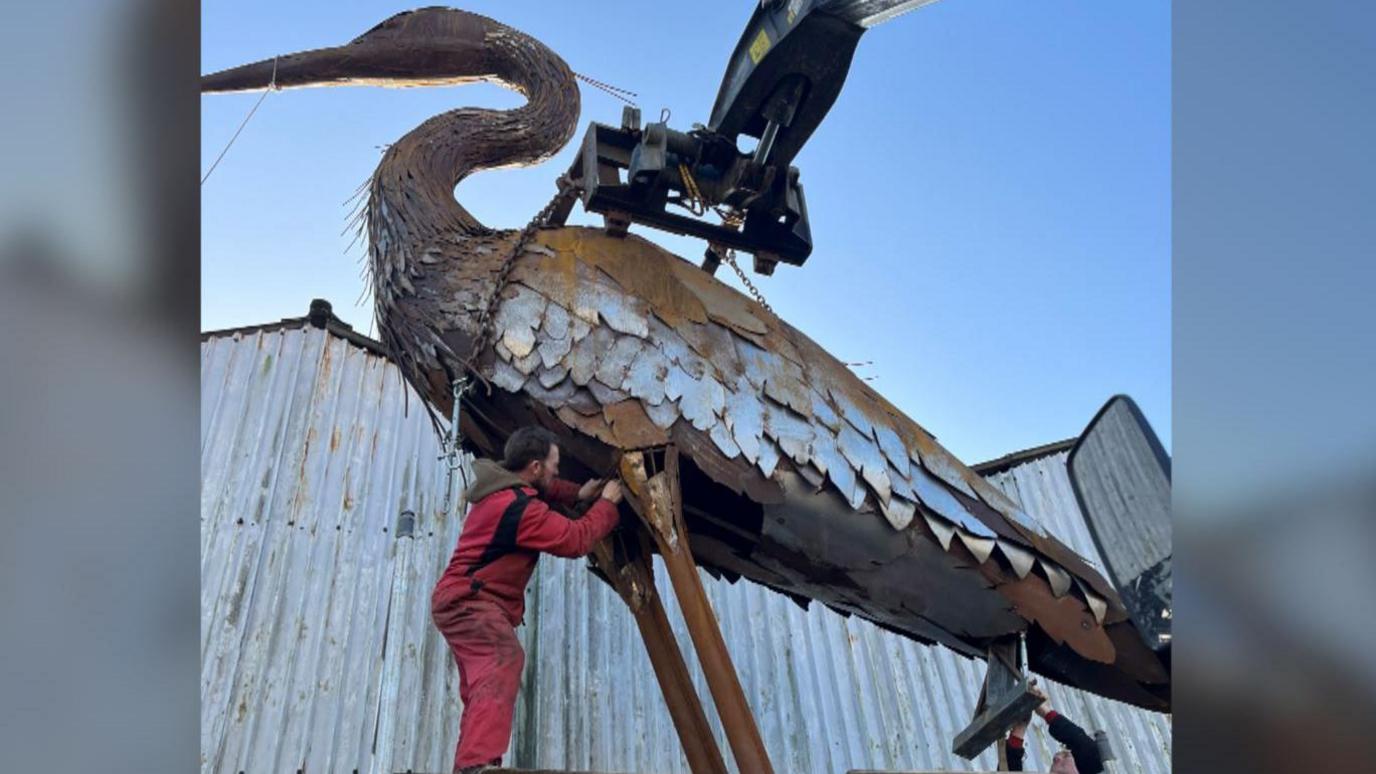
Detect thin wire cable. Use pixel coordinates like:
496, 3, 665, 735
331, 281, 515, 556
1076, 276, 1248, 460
201, 58, 279, 185
575, 72, 639, 106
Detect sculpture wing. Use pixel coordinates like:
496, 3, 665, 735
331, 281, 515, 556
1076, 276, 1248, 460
478, 226, 1166, 708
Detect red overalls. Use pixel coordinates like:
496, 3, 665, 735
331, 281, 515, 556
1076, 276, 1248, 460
431, 462, 620, 771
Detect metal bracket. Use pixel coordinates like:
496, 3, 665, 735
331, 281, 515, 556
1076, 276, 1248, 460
952, 635, 1043, 761
438, 377, 470, 515
564, 119, 813, 269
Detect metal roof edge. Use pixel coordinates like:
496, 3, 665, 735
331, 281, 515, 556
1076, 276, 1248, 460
970, 438, 1076, 476
200, 299, 392, 360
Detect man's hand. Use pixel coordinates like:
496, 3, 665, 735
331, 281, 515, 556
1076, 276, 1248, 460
1009, 719, 1028, 739
600, 479, 624, 504
1029, 682, 1052, 718
577, 478, 604, 502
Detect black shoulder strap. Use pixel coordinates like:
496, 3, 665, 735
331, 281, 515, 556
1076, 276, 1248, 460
466, 486, 531, 578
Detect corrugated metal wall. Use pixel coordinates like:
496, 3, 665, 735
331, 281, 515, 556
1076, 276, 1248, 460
201, 325, 1170, 774
201, 325, 471, 774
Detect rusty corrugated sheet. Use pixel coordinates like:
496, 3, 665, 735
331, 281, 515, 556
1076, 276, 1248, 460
201, 323, 1169, 774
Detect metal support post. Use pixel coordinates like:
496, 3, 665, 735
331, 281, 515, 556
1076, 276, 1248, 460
620, 447, 775, 774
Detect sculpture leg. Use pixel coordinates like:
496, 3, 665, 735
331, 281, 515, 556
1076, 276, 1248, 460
590, 527, 728, 774
620, 448, 775, 774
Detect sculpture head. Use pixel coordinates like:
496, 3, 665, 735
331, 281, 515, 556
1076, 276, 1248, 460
203, 8, 513, 94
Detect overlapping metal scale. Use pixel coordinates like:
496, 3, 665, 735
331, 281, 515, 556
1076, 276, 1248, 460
982, 454, 1173, 774
495, 229, 1114, 639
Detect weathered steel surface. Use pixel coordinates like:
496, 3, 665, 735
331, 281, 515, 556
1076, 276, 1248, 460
983, 451, 1174, 774
509, 446, 1173, 774
496, 229, 1162, 710
201, 7, 1166, 712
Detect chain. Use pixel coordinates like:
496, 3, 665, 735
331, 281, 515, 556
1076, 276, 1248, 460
676, 163, 707, 216
675, 165, 777, 316
439, 376, 469, 516
441, 377, 469, 467
712, 207, 775, 316
719, 248, 775, 316
436, 175, 582, 502
462, 174, 582, 391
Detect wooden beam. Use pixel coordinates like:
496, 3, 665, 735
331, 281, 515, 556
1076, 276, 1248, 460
952, 637, 1042, 760
589, 526, 728, 774
621, 448, 776, 774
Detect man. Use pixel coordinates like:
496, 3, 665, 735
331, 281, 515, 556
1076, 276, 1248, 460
1007, 681, 1104, 773
431, 426, 624, 774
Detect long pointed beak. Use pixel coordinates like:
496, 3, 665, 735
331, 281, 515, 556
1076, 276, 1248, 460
202, 9, 507, 95
201, 46, 357, 94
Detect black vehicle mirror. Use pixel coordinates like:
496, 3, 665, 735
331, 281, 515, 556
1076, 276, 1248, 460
1068, 395, 1171, 654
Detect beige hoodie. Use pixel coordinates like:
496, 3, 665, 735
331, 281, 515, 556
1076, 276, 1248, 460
463, 458, 529, 504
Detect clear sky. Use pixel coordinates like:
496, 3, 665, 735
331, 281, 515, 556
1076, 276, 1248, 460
202, 0, 1170, 465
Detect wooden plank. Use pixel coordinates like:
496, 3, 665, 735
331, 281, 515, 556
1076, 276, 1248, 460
953, 637, 1040, 761
951, 678, 1041, 760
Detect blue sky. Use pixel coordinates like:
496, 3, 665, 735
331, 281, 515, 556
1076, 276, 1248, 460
202, 0, 1170, 465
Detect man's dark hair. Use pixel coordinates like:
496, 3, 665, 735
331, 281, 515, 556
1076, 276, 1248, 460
502, 426, 559, 471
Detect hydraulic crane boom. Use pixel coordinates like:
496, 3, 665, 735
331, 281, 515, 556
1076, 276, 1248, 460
562, 0, 943, 274
710, 0, 942, 173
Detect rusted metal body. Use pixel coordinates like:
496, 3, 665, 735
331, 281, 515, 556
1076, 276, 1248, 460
200, 4, 1168, 728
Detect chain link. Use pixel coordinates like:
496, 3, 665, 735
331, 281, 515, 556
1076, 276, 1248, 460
437, 176, 581, 480
439, 376, 469, 515
676, 165, 776, 316
462, 175, 581, 388
719, 248, 774, 316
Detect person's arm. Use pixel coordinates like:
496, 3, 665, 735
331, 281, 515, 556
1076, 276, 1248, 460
543, 478, 582, 508
545, 477, 607, 509
1045, 714, 1103, 774
1006, 719, 1027, 771
1028, 682, 1104, 773
516, 482, 623, 557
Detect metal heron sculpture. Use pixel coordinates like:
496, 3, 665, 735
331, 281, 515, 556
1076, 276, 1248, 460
202, 8, 1168, 749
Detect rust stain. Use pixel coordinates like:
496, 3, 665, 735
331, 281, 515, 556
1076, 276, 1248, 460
603, 399, 669, 449
569, 230, 709, 330
664, 251, 768, 337
997, 573, 1116, 664
523, 229, 583, 311
556, 405, 618, 446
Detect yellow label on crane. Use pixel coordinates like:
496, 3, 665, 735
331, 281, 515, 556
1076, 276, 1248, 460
749, 28, 772, 64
